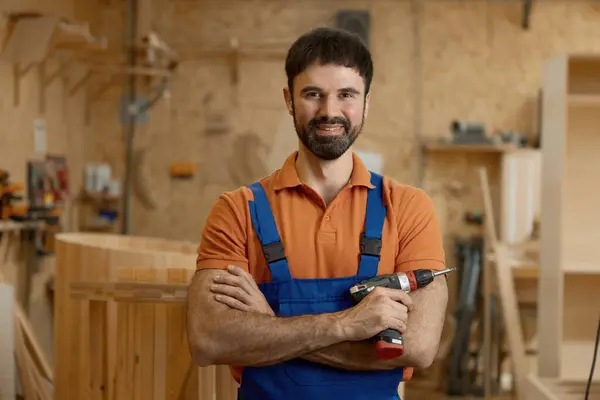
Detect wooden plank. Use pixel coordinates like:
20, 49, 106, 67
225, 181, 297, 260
479, 168, 528, 400
55, 233, 199, 399
525, 375, 600, 400
539, 54, 568, 378
423, 141, 518, 153
0, 284, 14, 399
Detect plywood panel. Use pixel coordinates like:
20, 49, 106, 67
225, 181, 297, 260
563, 104, 600, 271
561, 275, 600, 382
84, 0, 600, 252
0, 0, 107, 372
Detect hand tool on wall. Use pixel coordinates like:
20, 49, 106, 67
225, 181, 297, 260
349, 267, 456, 359
0, 170, 25, 220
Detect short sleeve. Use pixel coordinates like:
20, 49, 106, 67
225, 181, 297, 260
394, 188, 446, 272
196, 191, 249, 272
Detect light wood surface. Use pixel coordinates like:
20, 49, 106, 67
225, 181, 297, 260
533, 54, 600, 399
54, 232, 239, 399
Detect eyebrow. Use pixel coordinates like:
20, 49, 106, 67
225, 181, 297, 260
300, 85, 323, 95
339, 87, 361, 96
300, 86, 361, 95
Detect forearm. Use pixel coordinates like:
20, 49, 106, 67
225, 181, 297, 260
187, 271, 344, 367
401, 277, 448, 368
301, 340, 416, 370
302, 278, 448, 371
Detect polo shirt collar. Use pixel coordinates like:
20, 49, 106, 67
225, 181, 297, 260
273, 151, 375, 190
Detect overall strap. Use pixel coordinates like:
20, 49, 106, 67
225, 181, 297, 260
247, 182, 292, 282
357, 172, 387, 279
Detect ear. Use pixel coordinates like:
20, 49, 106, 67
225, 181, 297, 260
283, 87, 293, 116
364, 91, 371, 119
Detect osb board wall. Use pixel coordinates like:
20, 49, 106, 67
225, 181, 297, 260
0, 0, 105, 367
89, 1, 600, 251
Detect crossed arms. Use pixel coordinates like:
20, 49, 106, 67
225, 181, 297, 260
186, 188, 449, 372
186, 265, 448, 371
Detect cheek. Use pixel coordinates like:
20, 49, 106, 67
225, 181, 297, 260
294, 103, 317, 123
343, 105, 364, 124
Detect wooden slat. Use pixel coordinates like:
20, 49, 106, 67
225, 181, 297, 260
55, 232, 240, 399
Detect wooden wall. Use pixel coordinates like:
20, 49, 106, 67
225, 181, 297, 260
4, 0, 600, 281
1, 0, 599, 388
0, 0, 106, 366
87, 0, 600, 251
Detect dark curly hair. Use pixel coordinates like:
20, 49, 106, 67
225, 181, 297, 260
285, 27, 374, 95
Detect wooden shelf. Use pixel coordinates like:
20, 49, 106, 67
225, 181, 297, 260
422, 140, 520, 153
0, 12, 107, 65
562, 263, 600, 274
568, 94, 600, 106
0, 13, 178, 116
0, 12, 108, 108
536, 54, 600, 393
560, 341, 600, 382
525, 375, 599, 400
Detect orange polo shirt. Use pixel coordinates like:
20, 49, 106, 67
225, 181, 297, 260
196, 151, 446, 383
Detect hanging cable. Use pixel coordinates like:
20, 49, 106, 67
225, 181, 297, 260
585, 317, 600, 400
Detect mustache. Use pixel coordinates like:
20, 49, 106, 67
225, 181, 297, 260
308, 116, 350, 132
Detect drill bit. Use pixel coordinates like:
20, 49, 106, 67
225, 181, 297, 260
432, 267, 456, 277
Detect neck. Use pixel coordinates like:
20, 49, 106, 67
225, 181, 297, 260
295, 144, 354, 204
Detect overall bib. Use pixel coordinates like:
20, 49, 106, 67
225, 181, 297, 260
238, 172, 405, 400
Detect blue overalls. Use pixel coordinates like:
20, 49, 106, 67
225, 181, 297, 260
239, 172, 405, 400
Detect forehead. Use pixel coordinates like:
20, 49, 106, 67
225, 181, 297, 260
294, 63, 365, 93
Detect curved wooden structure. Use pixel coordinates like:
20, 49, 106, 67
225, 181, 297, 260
53, 232, 238, 399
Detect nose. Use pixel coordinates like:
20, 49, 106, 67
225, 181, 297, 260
318, 95, 342, 118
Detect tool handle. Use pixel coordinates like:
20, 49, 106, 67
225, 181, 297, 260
374, 329, 404, 359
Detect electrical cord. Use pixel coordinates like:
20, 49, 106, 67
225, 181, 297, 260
585, 317, 600, 400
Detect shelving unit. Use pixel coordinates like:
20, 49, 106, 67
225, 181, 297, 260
76, 190, 121, 233
421, 140, 519, 154
0, 12, 178, 117
0, 12, 107, 108
526, 54, 600, 400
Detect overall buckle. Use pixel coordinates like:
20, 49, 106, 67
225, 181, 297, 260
262, 241, 286, 264
360, 234, 382, 258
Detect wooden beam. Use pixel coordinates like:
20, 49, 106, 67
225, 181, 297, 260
68, 70, 92, 96
12, 62, 37, 106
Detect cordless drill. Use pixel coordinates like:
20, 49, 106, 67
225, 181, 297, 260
348, 267, 456, 360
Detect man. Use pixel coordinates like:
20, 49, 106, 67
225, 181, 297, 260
187, 26, 448, 400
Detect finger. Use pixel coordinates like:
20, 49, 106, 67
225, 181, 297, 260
210, 283, 252, 305
392, 320, 407, 334
389, 301, 408, 316
227, 265, 259, 289
214, 294, 250, 312
384, 315, 408, 335
377, 287, 414, 311
214, 272, 253, 295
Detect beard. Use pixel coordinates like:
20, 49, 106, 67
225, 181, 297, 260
293, 108, 364, 161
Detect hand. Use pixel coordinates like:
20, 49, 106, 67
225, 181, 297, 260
210, 265, 275, 316
338, 287, 413, 342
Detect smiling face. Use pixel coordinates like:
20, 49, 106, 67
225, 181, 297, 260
284, 63, 370, 161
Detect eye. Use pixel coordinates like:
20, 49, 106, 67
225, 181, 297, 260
339, 92, 355, 99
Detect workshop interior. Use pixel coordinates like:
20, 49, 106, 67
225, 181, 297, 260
0, 0, 599, 399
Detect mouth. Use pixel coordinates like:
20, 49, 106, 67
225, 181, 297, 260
316, 124, 344, 135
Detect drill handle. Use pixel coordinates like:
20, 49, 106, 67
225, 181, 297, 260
374, 328, 405, 360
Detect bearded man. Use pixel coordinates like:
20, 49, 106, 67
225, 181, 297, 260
186, 26, 449, 400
